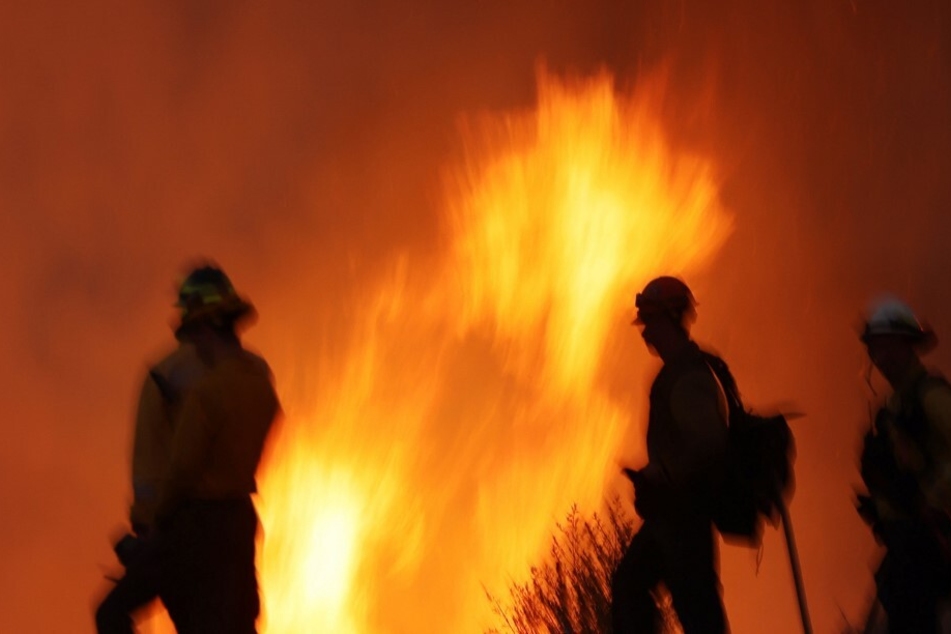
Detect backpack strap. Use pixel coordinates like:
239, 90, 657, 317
701, 351, 744, 421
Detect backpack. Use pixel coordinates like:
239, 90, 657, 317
702, 353, 796, 545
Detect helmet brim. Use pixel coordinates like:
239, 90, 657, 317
174, 297, 257, 336
860, 328, 938, 353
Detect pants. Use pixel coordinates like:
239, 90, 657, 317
95, 546, 165, 633
95, 531, 190, 633
611, 510, 726, 634
96, 497, 261, 634
876, 519, 951, 634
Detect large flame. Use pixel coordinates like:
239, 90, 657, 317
144, 68, 730, 633
450, 70, 725, 397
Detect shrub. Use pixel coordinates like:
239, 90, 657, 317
486, 500, 679, 634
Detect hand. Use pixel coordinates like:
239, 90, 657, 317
623, 467, 664, 519
855, 494, 878, 526
113, 533, 145, 568
622, 467, 642, 486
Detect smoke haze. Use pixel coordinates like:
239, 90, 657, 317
2, 1, 950, 632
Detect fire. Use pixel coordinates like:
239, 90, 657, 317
259, 462, 366, 630
450, 69, 727, 397
145, 68, 730, 633
440, 68, 731, 624
256, 272, 435, 633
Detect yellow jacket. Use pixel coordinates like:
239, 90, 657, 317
130, 343, 207, 529
155, 348, 281, 521
873, 365, 951, 521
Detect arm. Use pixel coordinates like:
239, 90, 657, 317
129, 374, 170, 531
154, 384, 216, 526
921, 383, 951, 512
650, 368, 729, 488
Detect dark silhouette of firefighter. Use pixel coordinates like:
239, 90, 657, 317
95, 268, 213, 632
612, 276, 730, 634
96, 264, 281, 633
858, 297, 951, 633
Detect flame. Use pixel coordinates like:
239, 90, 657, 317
451, 69, 726, 395
258, 461, 368, 630
145, 68, 730, 633
257, 271, 435, 633
441, 68, 731, 624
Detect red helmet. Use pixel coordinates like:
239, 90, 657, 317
634, 276, 696, 325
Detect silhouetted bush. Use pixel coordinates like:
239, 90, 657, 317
486, 500, 679, 634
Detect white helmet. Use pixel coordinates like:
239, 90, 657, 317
860, 297, 937, 351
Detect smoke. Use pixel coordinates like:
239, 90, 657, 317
2, 1, 950, 632
635, 2, 951, 631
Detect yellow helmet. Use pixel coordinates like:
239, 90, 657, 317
175, 265, 255, 331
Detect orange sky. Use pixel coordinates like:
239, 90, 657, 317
1, 1, 951, 632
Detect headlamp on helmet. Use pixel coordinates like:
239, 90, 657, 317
174, 264, 255, 334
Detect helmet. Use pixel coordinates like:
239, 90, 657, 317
634, 276, 696, 325
860, 297, 937, 351
175, 265, 255, 331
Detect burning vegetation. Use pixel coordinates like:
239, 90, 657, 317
131, 66, 728, 633
2, 2, 948, 633
233, 69, 729, 633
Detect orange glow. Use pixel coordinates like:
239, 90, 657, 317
232, 69, 729, 632
259, 463, 368, 631
450, 69, 728, 395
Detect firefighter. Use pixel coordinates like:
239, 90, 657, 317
155, 265, 280, 632
858, 297, 951, 633
96, 265, 279, 633
95, 268, 213, 633
612, 276, 730, 634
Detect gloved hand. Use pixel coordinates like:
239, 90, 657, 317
623, 467, 666, 519
855, 494, 878, 527
113, 533, 145, 568
855, 493, 885, 542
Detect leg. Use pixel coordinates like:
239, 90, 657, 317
205, 505, 260, 634
95, 562, 162, 634
611, 523, 664, 634
878, 520, 948, 634
169, 499, 261, 634
660, 517, 726, 634
877, 555, 941, 634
